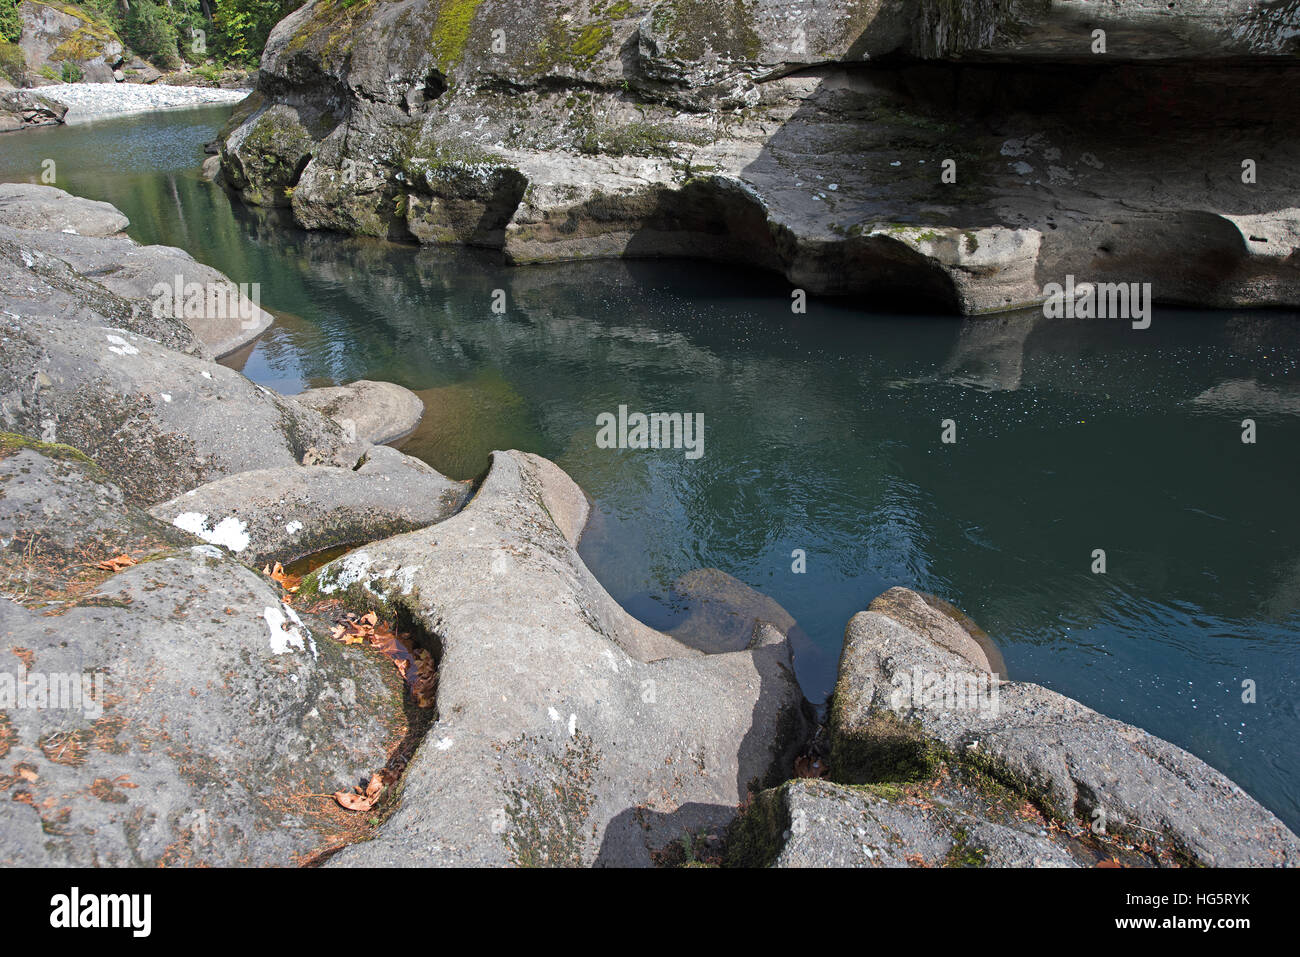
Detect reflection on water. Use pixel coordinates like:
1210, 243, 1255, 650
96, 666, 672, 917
2, 106, 1298, 831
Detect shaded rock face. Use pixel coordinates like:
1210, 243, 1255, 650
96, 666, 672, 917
730, 777, 1079, 868
221, 0, 1300, 313
0, 442, 405, 867
821, 587, 1300, 867
311, 449, 808, 867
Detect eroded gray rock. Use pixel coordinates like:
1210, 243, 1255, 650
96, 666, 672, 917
221, 0, 1300, 314
0, 442, 405, 867
828, 587, 1300, 866
0, 312, 365, 505
730, 778, 1079, 868
0, 197, 273, 358
0, 89, 66, 133
291, 379, 425, 445
0, 184, 126, 237
17, 1, 125, 85
312, 449, 808, 867
149, 445, 470, 566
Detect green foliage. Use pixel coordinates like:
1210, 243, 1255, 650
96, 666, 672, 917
60, 59, 84, 82
213, 0, 299, 65
125, 0, 181, 68
0, 39, 23, 82
0, 0, 19, 44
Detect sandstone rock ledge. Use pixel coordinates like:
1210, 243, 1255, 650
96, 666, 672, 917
729, 587, 1300, 868
0, 185, 483, 865
221, 0, 1300, 314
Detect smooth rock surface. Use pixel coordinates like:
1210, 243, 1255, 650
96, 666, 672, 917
291, 379, 425, 445
0, 183, 127, 237
0, 311, 365, 505
315, 449, 808, 867
0, 193, 274, 358
150, 444, 470, 566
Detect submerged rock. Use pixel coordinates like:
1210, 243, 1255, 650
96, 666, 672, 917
291, 379, 426, 445
310, 449, 808, 867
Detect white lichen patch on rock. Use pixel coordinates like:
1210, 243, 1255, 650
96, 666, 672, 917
172, 512, 252, 553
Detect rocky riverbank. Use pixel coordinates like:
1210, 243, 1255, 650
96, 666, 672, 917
215, 0, 1300, 315
32, 82, 250, 122
0, 183, 1296, 866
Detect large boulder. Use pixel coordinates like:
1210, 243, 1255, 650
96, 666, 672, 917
826, 587, 1300, 867
0, 440, 406, 867
17, 0, 124, 83
307, 449, 809, 867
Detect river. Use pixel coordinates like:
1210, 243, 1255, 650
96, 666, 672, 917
3, 104, 1297, 830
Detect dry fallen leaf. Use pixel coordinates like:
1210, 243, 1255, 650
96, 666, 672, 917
333, 770, 397, 812
262, 561, 302, 594
327, 610, 437, 707
96, 554, 136, 572
794, 754, 829, 779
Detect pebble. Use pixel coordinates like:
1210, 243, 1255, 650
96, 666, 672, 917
37, 82, 249, 122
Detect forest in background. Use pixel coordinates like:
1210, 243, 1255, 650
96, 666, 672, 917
0, 0, 306, 68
